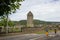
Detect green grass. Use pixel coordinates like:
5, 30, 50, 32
35, 30, 45, 34
35, 30, 54, 34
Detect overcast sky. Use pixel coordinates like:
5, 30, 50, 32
9, 0, 60, 22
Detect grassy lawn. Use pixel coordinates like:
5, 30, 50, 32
35, 30, 54, 34
35, 30, 45, 34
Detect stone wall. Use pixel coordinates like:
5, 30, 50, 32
21, 27, 43, 33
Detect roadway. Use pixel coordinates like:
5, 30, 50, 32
0, 34, 45, 40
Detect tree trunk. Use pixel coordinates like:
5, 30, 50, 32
6, 15, 8, 34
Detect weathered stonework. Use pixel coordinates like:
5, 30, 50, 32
27, 11, 34, 27
21, 27, 43, 33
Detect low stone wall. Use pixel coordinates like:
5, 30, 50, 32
21, 27, 43, 33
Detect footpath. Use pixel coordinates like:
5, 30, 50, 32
35, 35, 60, 40
34, 31, 60, 40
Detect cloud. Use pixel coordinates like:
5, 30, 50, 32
9, 0, 60, 21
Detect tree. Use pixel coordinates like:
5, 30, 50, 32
0, 0, 23, 16
0, 0, 24, 34
0, 16, 15, 33
0, 16, 14, 27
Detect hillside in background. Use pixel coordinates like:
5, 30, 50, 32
13, 19, 60, 25
0, 19, 60, 26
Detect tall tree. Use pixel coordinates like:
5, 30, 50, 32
0, 0, 24, 34
0, 0, 23, 16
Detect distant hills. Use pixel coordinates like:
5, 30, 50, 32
13, 19, 60, 25
0, 19, 60, 26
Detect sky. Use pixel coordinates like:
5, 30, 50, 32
9, 0, 60, 22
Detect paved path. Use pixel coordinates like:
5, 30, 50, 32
35, 35, 60, 40
34, 31, 60, 40
0, 31, 60, 40
0, 34, 45, 40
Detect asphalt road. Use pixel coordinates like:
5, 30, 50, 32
0, 34, 45, 40
35, 31, 60, 40
0, 31, 60, 40
45, 35, 60, 40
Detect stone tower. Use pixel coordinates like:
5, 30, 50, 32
27, 11, 34, 27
